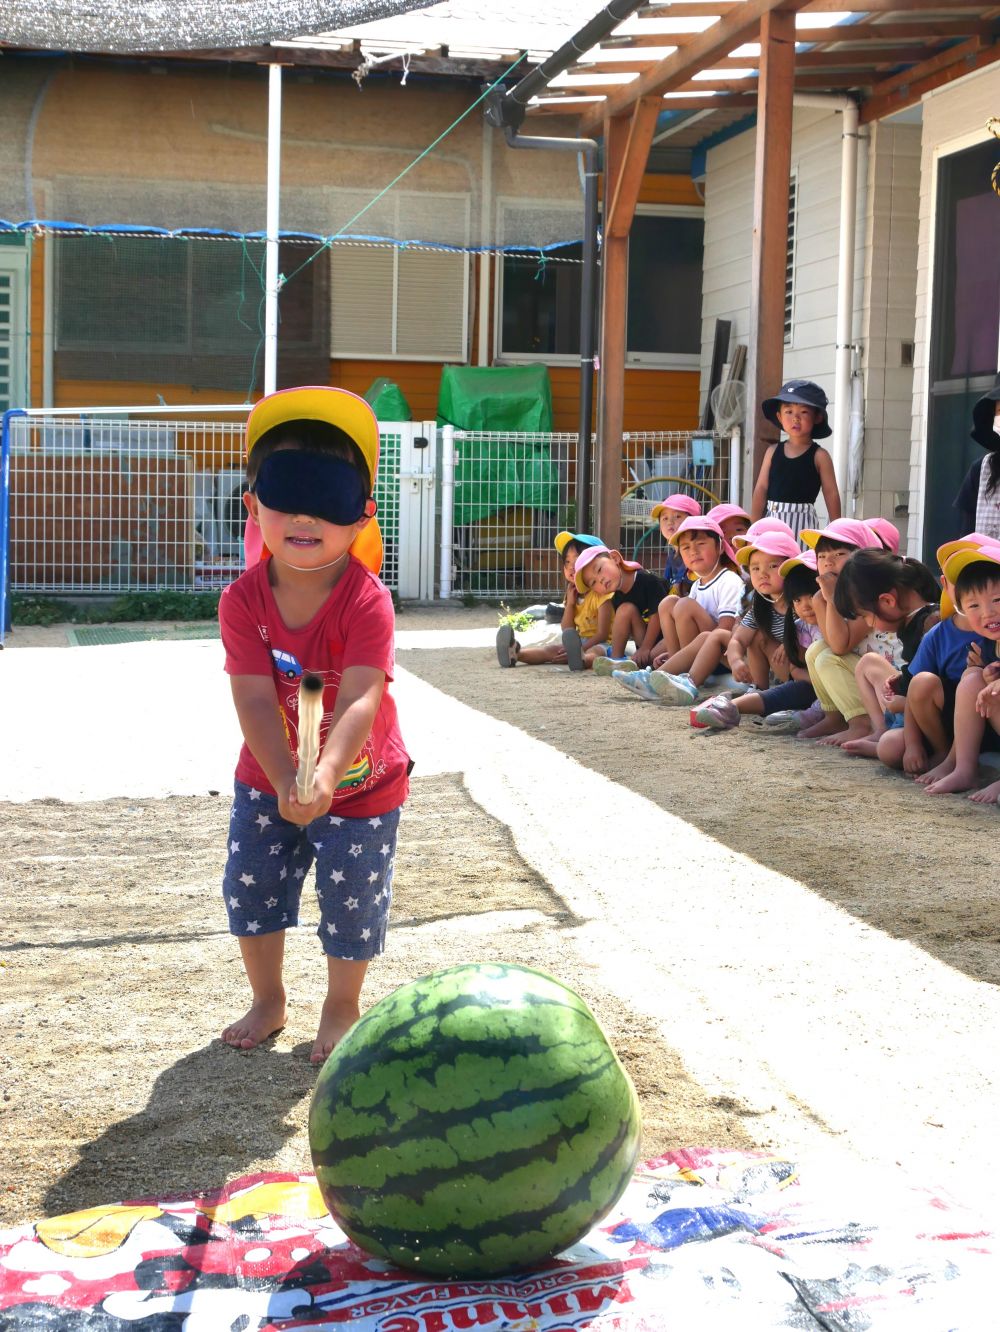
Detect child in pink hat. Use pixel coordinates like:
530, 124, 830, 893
731, 515, 796, 549
613, 516, 744, 705
865, 517, 900, 553
651, 492, 702, 596
795, 518, 884, 743
573, 546, 671, 672
724, 530, 804, 688
704, 502, 751, 547
694, 547, 823, 731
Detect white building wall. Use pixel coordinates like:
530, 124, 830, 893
858, 119, 921, 548
909, 64, 1000, 554
700, 107, 867, 509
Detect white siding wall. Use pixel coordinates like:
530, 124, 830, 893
909, 65, 1000, 554
700, 107, 867, 510
859, 120, 921, 548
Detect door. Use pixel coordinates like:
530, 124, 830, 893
0, 246, 29, 414
924, 138, 1000, 559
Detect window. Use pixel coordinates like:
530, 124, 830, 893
328, 191, 470, 361
785, 173, 798, 346
55, 235, 329, 391
497, 202, 704, 367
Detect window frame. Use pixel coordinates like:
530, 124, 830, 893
328, 190, 471, 363
494, 198, 705, 370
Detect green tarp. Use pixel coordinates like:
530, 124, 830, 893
363, 377, 411, 421
437, 365, 558, 525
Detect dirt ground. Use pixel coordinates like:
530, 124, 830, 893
2, 605, 999, 1230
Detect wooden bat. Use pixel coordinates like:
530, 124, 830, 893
296, 672, 324, 803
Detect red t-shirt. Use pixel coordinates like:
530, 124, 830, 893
219, 557, 410, 817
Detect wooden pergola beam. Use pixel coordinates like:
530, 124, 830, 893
579, 0, 813, 132
606, 96, 664, 239
861, 35, 1000, 121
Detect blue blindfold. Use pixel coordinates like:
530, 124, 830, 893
253, 451, 369, 525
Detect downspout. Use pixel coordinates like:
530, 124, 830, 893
794, 93, 861, 515
484, 0, 647, 533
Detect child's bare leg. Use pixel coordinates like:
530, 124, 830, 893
657, 596, 681, 655
611, 604, 642, 658
926, 669, 985, 795
515, 642, 567, 666
313, 957, 370, 1065
685, 626, 731, 687
223, 931, 287, 1051
797, 711, 847, 739
842, 654, 890, 753
655, 631, 712, 676
745, 636, 770, 689
735, 691, 766, 715
876, 728, 907, 770
673, 598, 716, 647
905, 673, 948, 773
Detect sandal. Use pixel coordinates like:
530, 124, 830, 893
496, 624, 516, 667
562, 628, 585, 671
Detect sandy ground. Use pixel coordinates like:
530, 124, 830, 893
2, 606, 1000, 1233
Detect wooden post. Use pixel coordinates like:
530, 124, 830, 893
596, 101, 658, 546
745, 8, 796, 494
596, 116, 629, 547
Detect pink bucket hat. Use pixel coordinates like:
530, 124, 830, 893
651, 492, 702, 521
800, 518, 882, 552
573, 545, 641, 594
866, 517, 900, 553
731, 516, 796, 548
735, 530, 803, 567
669, 515, 738, 567
778, 548, 818, 578
705, 502, 750, 528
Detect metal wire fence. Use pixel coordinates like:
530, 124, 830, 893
2, 413, 739, 607
444, 427, 737, 600
3, 410, 403, 596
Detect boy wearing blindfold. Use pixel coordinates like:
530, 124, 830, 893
218, 387, 410, 1065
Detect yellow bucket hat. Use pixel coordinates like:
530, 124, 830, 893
245, 386, 382, 575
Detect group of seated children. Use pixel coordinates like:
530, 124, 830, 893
493, 379, 1000, 805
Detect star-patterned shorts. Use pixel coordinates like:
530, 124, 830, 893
222, 780, 401, 960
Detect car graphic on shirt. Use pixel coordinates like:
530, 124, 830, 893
337, 752, 372, 791
271, 649, 303, 680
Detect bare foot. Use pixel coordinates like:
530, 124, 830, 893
311, 998, 360, 1065
796, 712, 845, 740
818, 717, 872, 748
222, 994, 286, 1051
916, 753, 955, 786
925, 764, 979, 796
841, 734, 882, 758
969, 778, 1000, 805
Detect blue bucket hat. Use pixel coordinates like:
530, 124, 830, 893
761, 379, 831, 440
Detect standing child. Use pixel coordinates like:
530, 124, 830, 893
953, 378, 1000, 540
751, 379, 841, 539
651, 493, 701, 594
831, 549, 941, 758
573, 546, 670, 671
495, 531, 609, 669
218, 387, 410, 1063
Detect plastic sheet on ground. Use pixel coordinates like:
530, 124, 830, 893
0, 1149, 993, 1330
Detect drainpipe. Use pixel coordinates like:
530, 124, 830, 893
484, 0, 647, 533
794, 93, 861, 515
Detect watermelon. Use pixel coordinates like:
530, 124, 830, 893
308, 962, 642, 1278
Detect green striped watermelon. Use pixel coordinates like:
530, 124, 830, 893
308, 962, 642, 1278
